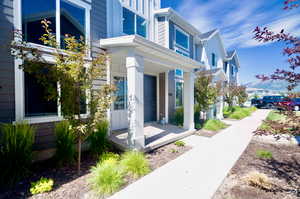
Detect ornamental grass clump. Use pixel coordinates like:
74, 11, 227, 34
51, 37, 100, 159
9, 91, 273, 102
0, 122, 35, 187
30, 177, 54, 195
89, 158, 124, 196
244, 171, 273, 190
88, 120, 110, 156
174, 140, 186, 147
256, 149, 273, 159
54, 120, 76, 166
120, 151, 150, 178
203, 119, 228, 131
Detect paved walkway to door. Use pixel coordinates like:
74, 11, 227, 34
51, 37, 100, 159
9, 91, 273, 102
109, 109, 270, 199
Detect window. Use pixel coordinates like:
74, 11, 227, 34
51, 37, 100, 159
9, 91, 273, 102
136, 0, 139, 11
212, 53, 216, 67
60, 0, 86, 47
22, 0, 88, 47
24, 63, 58, 117
175, 81, 183, 107
174, 26, 190, 57
136, 15, 147, 38
175, 29, 189, 50
223, 62, 227, 73
231, 65, 234, 76
175, 69, 183, 77
114, 76, 127, 110
22, 0, 56, 44
123, 7, 147, 38
142, 0, 145, 14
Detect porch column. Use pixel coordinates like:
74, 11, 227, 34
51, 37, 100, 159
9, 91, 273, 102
126, 52, 145, 150
183, 71, 195, 130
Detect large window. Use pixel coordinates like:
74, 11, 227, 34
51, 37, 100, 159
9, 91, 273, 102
60, 0, 86, 46
123, 7, 147, 38
174, 26, 190, 57
24, 63, 58, 117
175, 81, 183, 107
22, 0, 88, 47
22, 0, 56, 44
175, 69, 183, 77
114, 77, 127, 110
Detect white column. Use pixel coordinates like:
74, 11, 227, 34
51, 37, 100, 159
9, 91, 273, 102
126, 51, 145, 150
183, 71, 195, 130
165, 71, 169, 123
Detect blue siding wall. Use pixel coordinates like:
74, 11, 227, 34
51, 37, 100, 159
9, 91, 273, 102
0, 0, 15, 123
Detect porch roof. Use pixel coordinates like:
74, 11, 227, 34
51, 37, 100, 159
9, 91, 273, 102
100, 35, 205, 72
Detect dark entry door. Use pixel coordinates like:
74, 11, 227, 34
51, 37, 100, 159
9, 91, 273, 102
144, 75, 157, 122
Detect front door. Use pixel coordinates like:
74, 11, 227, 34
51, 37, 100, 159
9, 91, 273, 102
144, 74, 157, 123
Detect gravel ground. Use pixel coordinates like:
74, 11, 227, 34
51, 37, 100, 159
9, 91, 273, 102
212, 139, 300, 199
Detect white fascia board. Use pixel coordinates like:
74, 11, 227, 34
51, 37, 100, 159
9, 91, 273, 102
154, 8, 201, 36
100, 35, 205, 70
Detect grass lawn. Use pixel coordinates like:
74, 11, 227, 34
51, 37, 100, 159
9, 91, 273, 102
224, 106, 257, 120
203, 119, 229, 131
212, 139, 300, 199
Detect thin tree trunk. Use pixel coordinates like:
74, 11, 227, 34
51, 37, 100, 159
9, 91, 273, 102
77, 138, 81, 174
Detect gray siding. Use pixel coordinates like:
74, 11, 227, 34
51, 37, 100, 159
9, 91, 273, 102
91, 0, 107, 56
157, 17, 166, 47
168, 70, 176, 120
0, 0, 15, 123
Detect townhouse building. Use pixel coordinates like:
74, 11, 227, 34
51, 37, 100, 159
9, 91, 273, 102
0, 0, 239, 152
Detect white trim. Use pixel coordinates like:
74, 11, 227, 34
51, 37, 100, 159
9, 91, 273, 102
165, 16, 170, 48
165, 71, 169, 123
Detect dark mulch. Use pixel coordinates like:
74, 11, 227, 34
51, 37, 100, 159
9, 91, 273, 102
0, 142, 191, 199
212, 140, 300, 199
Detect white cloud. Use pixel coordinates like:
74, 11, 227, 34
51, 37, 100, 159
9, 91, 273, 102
175, 0, 300, 49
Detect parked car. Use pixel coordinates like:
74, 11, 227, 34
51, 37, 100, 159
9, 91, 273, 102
251, 98, 262, 106
275, 97, 292, 110
277, 98, 300, 111
255, 96, 286, 109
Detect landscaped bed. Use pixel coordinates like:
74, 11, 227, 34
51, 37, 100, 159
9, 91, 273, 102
212, 139, 300, 199
0, 142, 191, 199
223, 106, 257, 120
196, 119, 229, 137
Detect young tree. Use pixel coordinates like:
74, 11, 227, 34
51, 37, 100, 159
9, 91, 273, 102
223, 83, 240, 108
194, 71, 222, 120
11, 20, 115, 173
236, 86, 248, 106
253, 0, 300, 138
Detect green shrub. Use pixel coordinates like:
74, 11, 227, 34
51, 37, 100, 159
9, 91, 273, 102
88, 120, 110, 156
99, 152, 120, 163
172, 107, 184, 126
194, 104, 202, 129
120, 151, 150, 178
229, 111, 248, 120
54, 120, 76, 165
30, 177, 54, 195
203, 119, 228, 131
174, 140, 185, 147
89, 159, 124, 196
256, 150, 273, 159
0, 122, 35, 187
223, 106, 257, 119
266, 111, 285, 122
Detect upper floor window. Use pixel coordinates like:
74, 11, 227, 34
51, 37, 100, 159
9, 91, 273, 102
211, 53, 216, 67
223, 62, 228, 73
230, 65, 234, 76
22, 0, 89, 47
123, 7, 147, 38
175, 28, 189, 50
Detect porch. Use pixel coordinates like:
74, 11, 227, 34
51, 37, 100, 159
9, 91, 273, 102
109, 123, 195, 152
100, 35, 205, 150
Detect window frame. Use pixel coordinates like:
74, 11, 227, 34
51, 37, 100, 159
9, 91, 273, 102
14, 0, 91, 124
175, 80, 184, 108
174, 25, 190, 52
122, 6, 148, 38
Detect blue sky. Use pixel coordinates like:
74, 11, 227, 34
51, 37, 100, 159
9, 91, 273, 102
161, 0, 300, 84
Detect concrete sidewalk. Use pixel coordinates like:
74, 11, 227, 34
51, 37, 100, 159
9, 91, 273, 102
109, 110, 270, 199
